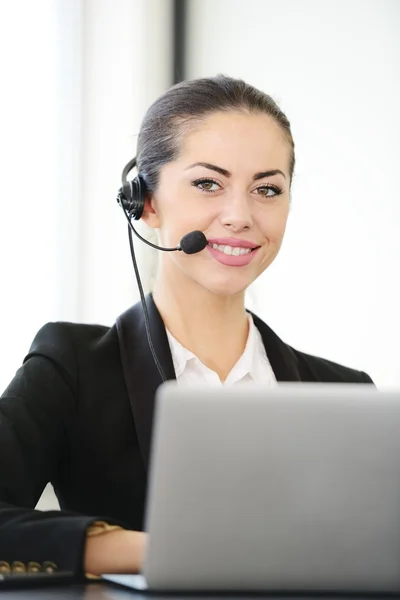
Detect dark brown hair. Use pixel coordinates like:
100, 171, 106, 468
137, 74, 295, 193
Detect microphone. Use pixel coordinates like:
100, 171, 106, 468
179, 231, 208, 254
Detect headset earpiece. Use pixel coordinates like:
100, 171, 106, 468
127, 175, 146, 220
117, 157, 147, 220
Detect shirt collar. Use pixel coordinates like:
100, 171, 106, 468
165, 312, 258, 381
165, 326, 199, 379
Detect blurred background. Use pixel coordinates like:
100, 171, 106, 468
0, 0, 399, 508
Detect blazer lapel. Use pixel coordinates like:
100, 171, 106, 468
250, 312, 302, 382
116, 294, 176, 470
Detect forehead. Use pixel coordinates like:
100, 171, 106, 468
177, 110, 290, 173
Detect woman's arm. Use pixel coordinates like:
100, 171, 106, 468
0, 323, 142, 578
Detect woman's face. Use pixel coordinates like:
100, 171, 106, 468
144, 110, 291, 296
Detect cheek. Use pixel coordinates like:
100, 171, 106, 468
160, 200, 216, 238
259, 207, 289, 243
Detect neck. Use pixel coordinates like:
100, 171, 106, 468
152, 267, 249, 381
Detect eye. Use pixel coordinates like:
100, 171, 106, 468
254, 184, 283, 198
191, 178, 221, 193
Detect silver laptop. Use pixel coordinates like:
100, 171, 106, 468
103, 383, 400, 593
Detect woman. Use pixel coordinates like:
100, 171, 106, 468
0, 75, 373, 580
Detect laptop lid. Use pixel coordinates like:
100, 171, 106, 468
140, 383, 400, 593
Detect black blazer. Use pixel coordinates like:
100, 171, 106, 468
0, 294, 373, 579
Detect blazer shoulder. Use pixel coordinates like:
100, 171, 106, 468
290, 346, 374, 384
29, 320, 111, 349
23, 320, 115, 391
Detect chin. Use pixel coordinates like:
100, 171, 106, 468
197, 272, 256, 297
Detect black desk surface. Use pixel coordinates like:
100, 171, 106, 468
1, 582, 399, 600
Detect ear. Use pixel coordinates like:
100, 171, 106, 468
141, 194, 161, 229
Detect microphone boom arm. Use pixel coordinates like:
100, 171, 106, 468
122, 206, 182, 252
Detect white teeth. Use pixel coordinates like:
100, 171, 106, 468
210, 243, 252, 256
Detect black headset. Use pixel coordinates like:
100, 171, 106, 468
117, 157, 147, 220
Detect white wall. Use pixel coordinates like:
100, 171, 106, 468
0, 0, 61, 389
0, 0, 173, 393
185, 0, 400, 387
79, 0, 173, 325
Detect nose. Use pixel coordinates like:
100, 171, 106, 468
219, 192, 254, 233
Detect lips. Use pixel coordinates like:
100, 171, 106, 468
206, 243, 260, 267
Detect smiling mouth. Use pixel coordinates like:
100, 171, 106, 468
207, 243, 259, 256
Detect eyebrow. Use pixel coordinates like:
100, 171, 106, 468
185, 162, 287, 180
